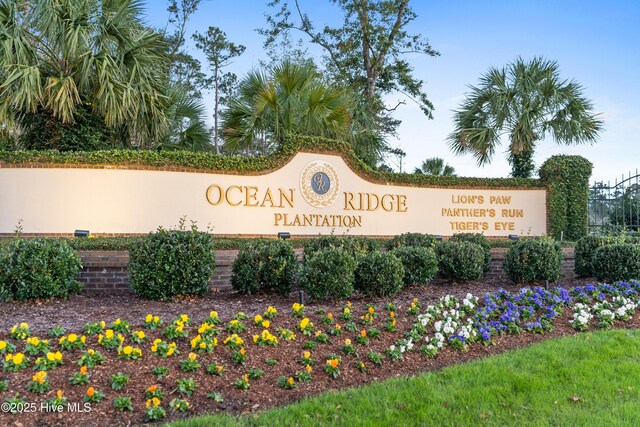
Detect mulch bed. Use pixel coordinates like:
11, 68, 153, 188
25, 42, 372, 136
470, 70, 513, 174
0, 276, 629, 427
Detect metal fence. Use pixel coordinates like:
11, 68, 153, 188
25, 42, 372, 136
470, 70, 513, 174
588, 170, 640, 233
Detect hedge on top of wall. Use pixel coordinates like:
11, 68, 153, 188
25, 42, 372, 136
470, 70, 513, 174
0, 135, 542, 189
539, 155, 593, 241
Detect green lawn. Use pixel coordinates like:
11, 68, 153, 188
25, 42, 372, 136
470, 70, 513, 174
168, 329, 640, 427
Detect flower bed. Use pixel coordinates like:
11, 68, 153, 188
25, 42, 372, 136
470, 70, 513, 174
0, 280, 639, 426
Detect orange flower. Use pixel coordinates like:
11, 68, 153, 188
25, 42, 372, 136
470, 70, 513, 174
287, 377, 294, 385
86, 387, 95, 397
240, 348, 246, 356
57, 390, 63, 399
80, 366, 87, 375
368, 307, 374, 314
390, 312, 395, 318
360, 330, 367, 337
327, 313, 333, 319
147, 385, 157, 393
329, 359, 339, 369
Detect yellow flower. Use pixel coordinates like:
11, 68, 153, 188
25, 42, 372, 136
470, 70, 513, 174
199, 343, 206, 349
345, 339, 351, 346
145, 314, 153, 323
303, 351, 311, 359
28, 337, 39, 346
242, 374, 249, 382
80, 336, 86, 344
12, 353, 24, 365
88, 349, 95, 355
252, 335, 259, 343
287, 377, 294, 385
67, 334, 77, 343
413, 297, 418, 303
46, 352, 56, 361
33, 371, 47, 384
20, 322, 28, 329
151, 345, 158, 352
180, 314, 189, 323
167, 348, 175, 356
0, 341, 6, 350
105, 330, 114, 339
315, 330, 322, 337
299, 318, 309, 329
153, 316, 160, 323
55, 352, 63, 361
123, 346, 133, 355
114, 318, 121, 325
261, 320, 270, 329
4, 354, 11, 362
344, 307, 351, 314
100, 321, 105, 328
254, 315, 263, 323
137, 331, 145, 339
188, 352, 197, 361
210, 311, 218, 318
305, 364, 312, 373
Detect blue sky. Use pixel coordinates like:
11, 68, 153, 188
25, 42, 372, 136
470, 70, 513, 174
144, 0, 640, 183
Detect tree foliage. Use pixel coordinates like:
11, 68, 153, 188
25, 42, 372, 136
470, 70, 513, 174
260, 0, 438, 164
193, 27, 246, 153
0, 0, 172, 148
414, 157, 456, 176
448, 57, 603, 178
221, 60, 352, 154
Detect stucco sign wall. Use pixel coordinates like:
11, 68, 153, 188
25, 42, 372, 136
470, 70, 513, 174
0, 152, 547, 236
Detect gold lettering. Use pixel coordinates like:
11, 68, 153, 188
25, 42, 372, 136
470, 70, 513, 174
279, 188, 294, 208
344, 192, 357, 210
245, 186, 259, 207
380, 194, 394, 212
367, 193, 380, 211
225, 185, 243, 207
274, 213, 283, 226
261, 188, 275, 207
206, 184, 224, 206
397, 195, 407, 212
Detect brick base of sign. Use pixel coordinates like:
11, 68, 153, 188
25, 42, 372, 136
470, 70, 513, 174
78, 248, 576, 293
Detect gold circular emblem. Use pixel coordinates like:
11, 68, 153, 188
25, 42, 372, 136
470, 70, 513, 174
300, 161, 340, 208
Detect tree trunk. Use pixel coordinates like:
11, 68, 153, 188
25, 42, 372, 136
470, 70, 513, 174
509, 147, 535, 178
214, 66, 220, 154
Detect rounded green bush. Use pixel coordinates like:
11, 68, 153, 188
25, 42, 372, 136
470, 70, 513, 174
355, 251, 405, 297
392, 246, 438, 286
0, 238, 82, 301
299, 248, 356, 301
302, 236, 378, 262
435, 241, 485, 281
592, 243, 640, 282
449, 233, 491, 273
129, 229, 216, 300
575, 234, 638, 277
385, 232, 437, 250
502, 238, 563, 284
231, 239, 298, 296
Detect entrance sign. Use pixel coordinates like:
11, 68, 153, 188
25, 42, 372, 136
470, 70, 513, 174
0, 152, 547, 236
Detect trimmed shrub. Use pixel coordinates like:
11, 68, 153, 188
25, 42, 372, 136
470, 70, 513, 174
435, 241, 485, 281
355, 251, 405, 297
449, 233, 491, 273
592, 243, 640, 282
231, 239, 298, 296
575, 234, 640, 277
392, 246, 438, 286
385, 233, 437, 250
129, 229, 216, 300
0, 238, 82, 301
302, 236, 379, 261
502, 238, 563, 284
299, 248, 356, 301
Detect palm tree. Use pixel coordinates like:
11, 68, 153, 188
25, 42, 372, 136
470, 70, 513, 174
414, 157, 456, 176
0, 0, 171, 148
221, 60, 352, 154
158, 84, 211, 152
447, 57, 603, 178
